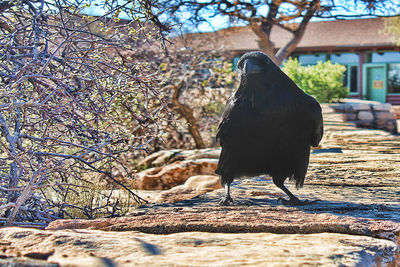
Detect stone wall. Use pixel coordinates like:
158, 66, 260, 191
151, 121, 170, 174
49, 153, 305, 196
391, 105, 400, 119
331, 100, 398, 134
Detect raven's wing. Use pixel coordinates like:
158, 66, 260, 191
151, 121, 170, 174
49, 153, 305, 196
216, 96, 235, 144
309, 98, 323, 147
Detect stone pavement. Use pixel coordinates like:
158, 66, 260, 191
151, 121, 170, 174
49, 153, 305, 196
1, 104, 400, 266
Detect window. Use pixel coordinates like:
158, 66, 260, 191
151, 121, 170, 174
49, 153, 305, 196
388, 63, 400, 94
349, 65, 358, 93
297, 54, 326, 65
371, 52, 400, 63
331, 53, 359, 64
343, 65, 358, 94
331, 53, 359, 94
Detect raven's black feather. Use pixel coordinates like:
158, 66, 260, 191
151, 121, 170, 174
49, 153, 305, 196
215, 51, 323, 205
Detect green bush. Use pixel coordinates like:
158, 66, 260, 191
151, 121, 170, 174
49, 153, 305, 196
282, 58, 348, 103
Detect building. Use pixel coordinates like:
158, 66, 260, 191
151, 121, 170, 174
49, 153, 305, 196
182, 18, 400, 104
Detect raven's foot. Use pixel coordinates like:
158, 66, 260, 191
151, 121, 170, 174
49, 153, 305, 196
219, 195, 234, 206
277, 197, 319, 206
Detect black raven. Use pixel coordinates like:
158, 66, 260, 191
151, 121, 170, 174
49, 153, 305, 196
215, 51, 323, 206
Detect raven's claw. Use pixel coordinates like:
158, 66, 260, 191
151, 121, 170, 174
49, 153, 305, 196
219, 195, 234, 206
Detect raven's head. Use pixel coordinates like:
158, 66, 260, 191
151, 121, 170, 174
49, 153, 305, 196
237, 52, 272, 78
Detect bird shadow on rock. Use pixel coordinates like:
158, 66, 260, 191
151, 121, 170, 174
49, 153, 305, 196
134, 238, 162, 255
247, 198, 400, 222
230, 177, 400, 223
139, 178, 400, 224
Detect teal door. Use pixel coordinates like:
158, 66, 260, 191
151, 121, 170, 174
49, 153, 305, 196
363, 64, 387, 103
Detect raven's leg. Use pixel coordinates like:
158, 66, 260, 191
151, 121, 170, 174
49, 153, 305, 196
272, 177, 314, 206
219, 182, 234, 206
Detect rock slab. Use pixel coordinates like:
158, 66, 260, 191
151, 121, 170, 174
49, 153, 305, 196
1, 102, 400, 266
0, 227, 398, 266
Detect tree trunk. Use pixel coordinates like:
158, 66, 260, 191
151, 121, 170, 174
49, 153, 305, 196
275, 27, 307, 65
250, 0, 320, 65
250, 21, 279, 64
170, 83, 205, 149
275, 4, 318, 65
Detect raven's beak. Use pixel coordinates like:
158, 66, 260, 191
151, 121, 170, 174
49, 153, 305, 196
244, 59, 263, 75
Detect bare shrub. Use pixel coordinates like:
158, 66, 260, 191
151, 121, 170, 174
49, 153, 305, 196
0, 0, 169, 227
158, 44, 238, 149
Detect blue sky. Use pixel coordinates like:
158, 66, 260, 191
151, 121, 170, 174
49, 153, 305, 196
178, 1, 400, 33
81, 0, 400, 34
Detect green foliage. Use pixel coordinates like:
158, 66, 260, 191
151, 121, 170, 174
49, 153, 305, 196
282, 58, 348, 103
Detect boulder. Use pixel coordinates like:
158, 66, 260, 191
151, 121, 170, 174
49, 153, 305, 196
348, 103, 370, 111
154, 175, 222, 203
376, 119, 398, 133
136, 159, 218, 190
138, 148, 220, 168
329, 100, 397, 134
183, 174, 221, 191
375, 112, 395, 120
331, 103, 347, 112
342, 113, 357, 121
372, 103, 391, 112
137, 149, 181, 168
391, 106, 400, 119
357, 111, 374, 121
